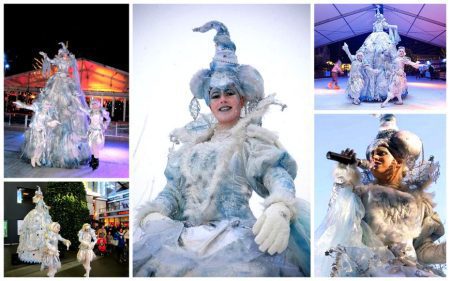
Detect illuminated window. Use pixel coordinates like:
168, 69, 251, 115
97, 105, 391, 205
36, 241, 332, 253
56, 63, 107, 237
17, 188, 22, 204
17, 187, 35, 204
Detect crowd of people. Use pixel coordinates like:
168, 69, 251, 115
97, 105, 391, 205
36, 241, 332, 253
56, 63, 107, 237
93, 224, 129, 264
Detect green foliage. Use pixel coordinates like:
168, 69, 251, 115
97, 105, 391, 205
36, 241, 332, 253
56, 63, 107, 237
45, 182, 90, 250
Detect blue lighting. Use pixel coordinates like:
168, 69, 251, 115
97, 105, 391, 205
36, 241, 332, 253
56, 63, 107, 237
4, 53, 9, 70
17, 188, 23, 204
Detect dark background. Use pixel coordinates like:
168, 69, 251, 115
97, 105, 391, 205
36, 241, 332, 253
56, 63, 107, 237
4, 4, 129, 75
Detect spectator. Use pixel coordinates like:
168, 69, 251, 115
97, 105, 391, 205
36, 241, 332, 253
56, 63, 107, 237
114, 228, 126, 263
97, 233, 107, 256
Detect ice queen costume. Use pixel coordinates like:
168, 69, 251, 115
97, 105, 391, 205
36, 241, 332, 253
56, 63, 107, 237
87, 101, 110, 153
14, 99, 60, 167
77, 224, 97, 265
23, 42, 91, 168
381, 47, 420, 107
353, 7, 401, 102
17, 187, 53, 263
40, 222, 71, 276
134, 21, 310, 277
315, 115, 445, 277
80, 100, 111, 170
342, 43, 376, 105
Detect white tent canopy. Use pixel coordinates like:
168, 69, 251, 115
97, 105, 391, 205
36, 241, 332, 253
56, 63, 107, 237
315, 4, 446, 48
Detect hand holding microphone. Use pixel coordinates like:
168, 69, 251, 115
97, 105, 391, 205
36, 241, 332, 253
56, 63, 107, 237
326, 148, 372, 170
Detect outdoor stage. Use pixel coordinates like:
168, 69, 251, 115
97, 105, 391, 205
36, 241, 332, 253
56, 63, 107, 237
4, 130, 129, 178
314, 76, 446, 110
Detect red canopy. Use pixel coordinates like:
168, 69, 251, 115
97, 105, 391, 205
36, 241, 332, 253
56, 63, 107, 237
4, 58, 128, 96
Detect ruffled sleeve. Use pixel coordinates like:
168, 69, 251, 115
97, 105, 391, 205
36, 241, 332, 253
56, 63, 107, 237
414, 200, 446, 264
135, 150, 186, 224
243, 124, 297, 213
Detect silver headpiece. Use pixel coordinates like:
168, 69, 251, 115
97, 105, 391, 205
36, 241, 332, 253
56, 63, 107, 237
366, 114, 422, 170
189, 21, 264, 119
58, 42, 69, 55
35, 186, 43, 196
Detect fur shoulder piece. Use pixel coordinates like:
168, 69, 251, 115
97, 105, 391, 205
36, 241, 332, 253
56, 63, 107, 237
169, 114, 216, 145
246, 124, 280, 147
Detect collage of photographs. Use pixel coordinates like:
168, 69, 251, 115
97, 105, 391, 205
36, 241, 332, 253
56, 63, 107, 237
1, 2, 447, 278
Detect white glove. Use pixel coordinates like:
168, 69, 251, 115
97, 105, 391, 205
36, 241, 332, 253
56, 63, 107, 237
252, 202, 292, 255
64, 239, 71, 250
47, 120, 61, 128
140, 212, 171, 228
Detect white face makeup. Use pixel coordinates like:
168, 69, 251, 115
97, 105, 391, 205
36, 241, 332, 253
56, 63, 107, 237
32, 194, 42, 203
53, 224, 61, 233
209, 85, 244, 128
91, 102, 101, 110
356, 53, 363, 61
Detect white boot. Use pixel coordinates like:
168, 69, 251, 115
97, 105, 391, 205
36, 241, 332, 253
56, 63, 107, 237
30, 157, 36, 168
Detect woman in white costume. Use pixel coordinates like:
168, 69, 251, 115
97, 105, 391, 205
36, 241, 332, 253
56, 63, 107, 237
77, 223, 97, 277
80, 100, 111, 170
20, 42, 91, 168
342, 43, 378, 105
13, 100, 60, 167
381, 47, 420, 107
41, 222, 71, 277
134, 21, 310, 277
356, 6, 400, 101
315, 114, 445, 277
17, 187, 53, 263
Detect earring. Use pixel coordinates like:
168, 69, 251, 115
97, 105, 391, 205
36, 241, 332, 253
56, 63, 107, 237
240, 106, 246, 118
189, 97, 200, 120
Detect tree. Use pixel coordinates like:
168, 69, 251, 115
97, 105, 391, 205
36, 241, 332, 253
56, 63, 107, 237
45, 182, 90, 250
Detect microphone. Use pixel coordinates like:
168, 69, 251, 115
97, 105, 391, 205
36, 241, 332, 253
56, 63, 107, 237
326, 151, 372, 170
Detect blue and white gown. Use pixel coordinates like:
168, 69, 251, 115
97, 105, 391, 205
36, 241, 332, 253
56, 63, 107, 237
315, 164, 445, 277
356, 18, 400, 101
22, 54, 90, 168
17, 199, 53, 263
134, 102, 310, 277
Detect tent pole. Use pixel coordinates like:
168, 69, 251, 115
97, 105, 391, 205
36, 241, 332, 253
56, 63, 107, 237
123, 98, 127, 122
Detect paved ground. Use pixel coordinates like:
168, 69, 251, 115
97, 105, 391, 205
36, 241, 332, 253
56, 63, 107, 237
315, 76, 446, 110
4, 129, 129, 178
4, 244, 129, 277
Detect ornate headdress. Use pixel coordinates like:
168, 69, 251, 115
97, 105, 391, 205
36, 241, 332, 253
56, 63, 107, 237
57, 42, 69, 55
189, 21, 264, 119
90, 98, 101, 109
363, 114, 440, 190
375, 6, 385, 20
35, 186, 43, 196
366, 114, 422, 169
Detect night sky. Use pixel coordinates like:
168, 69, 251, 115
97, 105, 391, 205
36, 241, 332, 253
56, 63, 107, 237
4, 4, 129, 76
